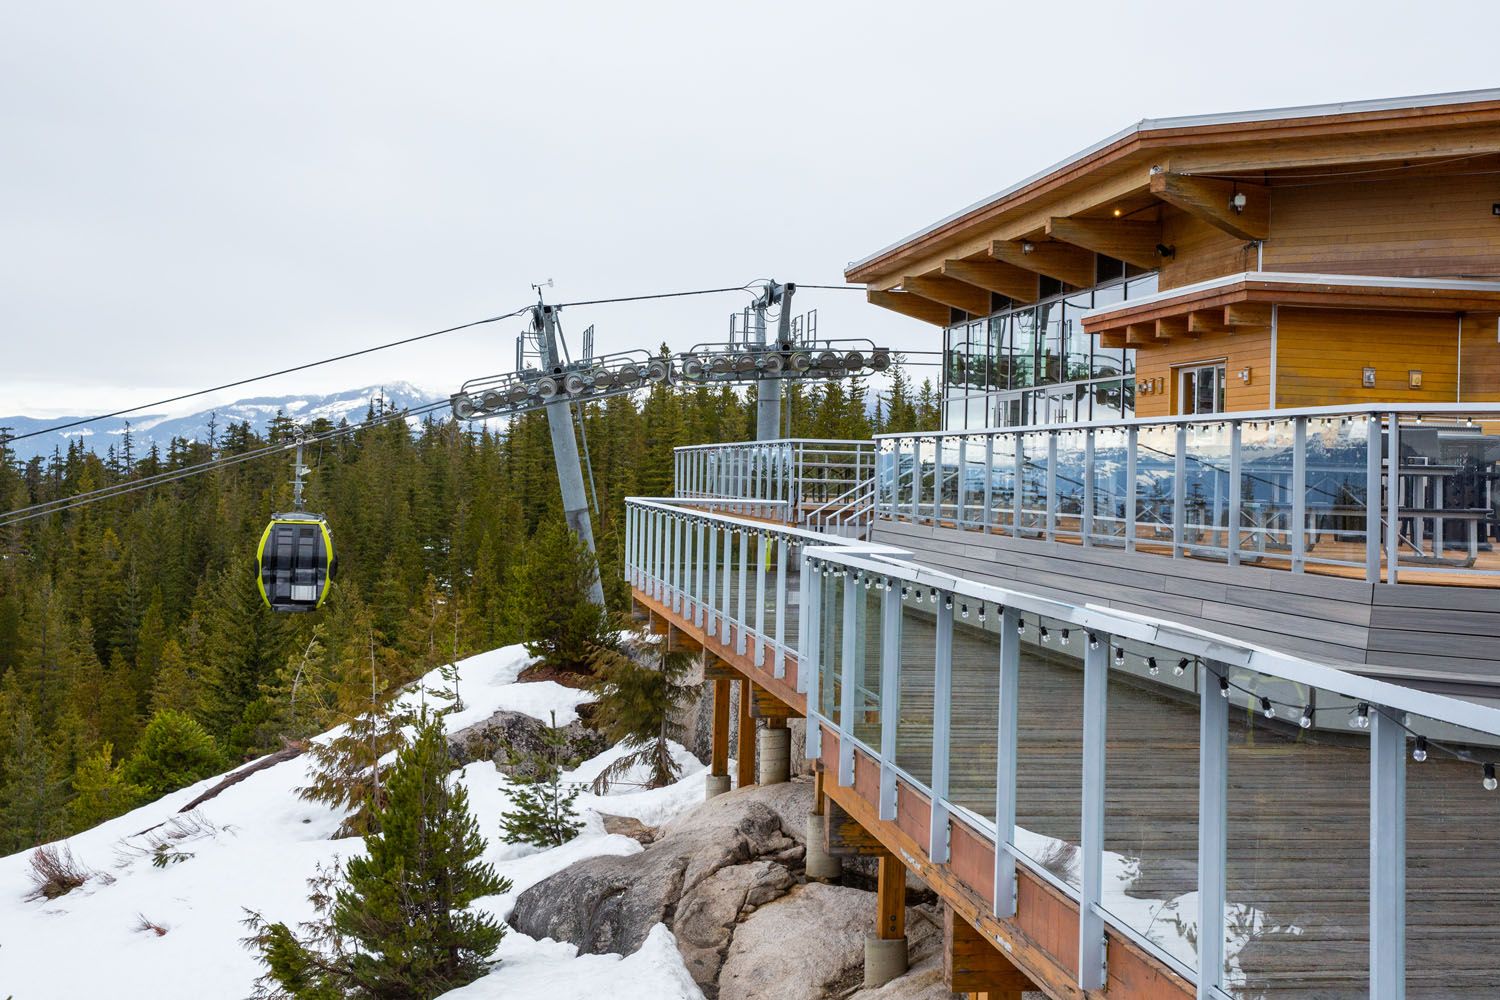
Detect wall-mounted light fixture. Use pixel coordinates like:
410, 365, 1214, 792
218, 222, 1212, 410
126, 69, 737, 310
1155, 243, 1176, 260
1238, 367, 1252, 384
1362, 367, 1377, 388
1021, 241, 1036, 255
1230, 190, 1248, 215
1409, 369, 1424, 389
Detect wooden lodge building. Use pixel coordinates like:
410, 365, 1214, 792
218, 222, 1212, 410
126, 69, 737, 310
628, 90, 1500, 1000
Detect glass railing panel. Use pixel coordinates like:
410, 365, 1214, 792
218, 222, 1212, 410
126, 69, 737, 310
1403, 710, 1500, 996
895, 587, 936, 785
1102, 638, 1200, 972
1013, 613, 1085, 891
960, 437, 986, 528
1303, 415, 1373, 571
938, 436, 962, 526
1089, 426, 1129, 546
988, 431, 1018, 534
1133, 424, 1177, 554
1054, 429, 1087, 543
950, 606, 1000, 824
876, 441, 898, 516
1018, 432, 1049, 538
1390, 415, 1496, 581
781, 539, 801, 657
817, 568, 845, 726
1183, 421, 1232, 562
917, 439, 938, 522
847, 572, 884, 752
1224, 671, 1368, 996
1238, 418, 1298, 571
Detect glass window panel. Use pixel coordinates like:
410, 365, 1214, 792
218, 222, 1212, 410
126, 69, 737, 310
1038, 301, 1063, 384
989, 315, 1011, 390
1013, 309, 1038, 389
1062, 294, 1093, 382
1126, 272, 1160, 299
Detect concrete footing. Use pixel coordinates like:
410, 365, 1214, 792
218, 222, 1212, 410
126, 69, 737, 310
804, 814, 843, 881
862, 934, 909, 988
705, 773, 731, 799
757, 725, 791, 785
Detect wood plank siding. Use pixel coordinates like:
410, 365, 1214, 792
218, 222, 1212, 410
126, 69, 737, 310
1274, 308, 1459, 408
1133, 326, 1272, 418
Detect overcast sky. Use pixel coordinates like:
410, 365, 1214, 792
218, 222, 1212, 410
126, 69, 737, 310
3, 0, 1497, 416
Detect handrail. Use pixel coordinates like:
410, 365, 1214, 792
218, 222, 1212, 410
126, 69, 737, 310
624, 496, 1500, 999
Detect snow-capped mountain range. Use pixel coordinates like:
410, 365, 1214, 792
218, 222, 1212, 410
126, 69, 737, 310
1, 382, 446, 463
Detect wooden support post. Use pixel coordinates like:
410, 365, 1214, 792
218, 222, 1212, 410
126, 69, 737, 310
711, 677, 730, 778
944, 906, 1032, 999
736, 678, 756, 789
812, 763, 826, 816
876, 852, 906, 940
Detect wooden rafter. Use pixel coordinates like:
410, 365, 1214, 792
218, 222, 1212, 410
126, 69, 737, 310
1150, 171, 1269, 242
866, 289, 950, 326
1046, 217, 1163, 271
1188, 309, 1230, 335
1155, 315, 1190, 340
989, 239, 1095, 287
1225, 302, 1273, 327
940, 258, 1038, 303
1126, 323, 1155, 346
902, 274, 990, 316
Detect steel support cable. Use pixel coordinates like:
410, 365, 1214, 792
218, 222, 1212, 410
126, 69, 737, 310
0, 400, 449, 526
5, 308, 531, 444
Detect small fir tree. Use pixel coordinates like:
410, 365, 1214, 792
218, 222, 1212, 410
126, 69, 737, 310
587, 628, 699, 792
122, 709, 224, 797
68, 742, 145, 830
246, 711, 509, 999
498, 712, 583, 848
504, 519, 608, 673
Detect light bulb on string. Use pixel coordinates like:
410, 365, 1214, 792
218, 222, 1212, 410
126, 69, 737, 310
1016, 617, 1027, 636
1219, 677, 1230, 698
1175, 658, 1189, 677
1261, 697, 1275, 719
1485, 762, 1497, 792
1412, 736, 1428, 763
943, 594, 953, 611
1300, 704, 1314, 729
1148, 657, 1159, 676
1060, 629, 1071, 647
1088, 633, 1100, 650
978, 604, 987, 623
1041, 625, 1051, 644
961, 603, 970, 619
1114, 646, 1125, 667
1352, 703, 1371, 730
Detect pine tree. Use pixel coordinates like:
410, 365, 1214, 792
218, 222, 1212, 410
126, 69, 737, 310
503, 518, 608, 673
0, 706, 68, 853
68, 742, 144, 830
123, 709, 224, 797
586, 629, 699, 792
498, 712, 583, 848
248, 711, 509, 999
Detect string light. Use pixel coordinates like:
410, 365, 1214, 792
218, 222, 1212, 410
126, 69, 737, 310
1175, 658, 1189, 677
1041, 625, 1052, 644
1113, 646, 1126, 666
1353, 703, 1371, 730
901, 585, 909, 599
1016, 617, 1027, 636
1260, 697, 1275, 719
960, 602, 970, 619
943, 594, 953, 611
1060, 629, 1072, 647
978, 603, 987, 623
1486, 763, 1497, 792
1088, 633, 1100, 650
1412, 736, 1428, 763
1300, 704, 1314, 729
1147, 657, 1159, 676
1219, 677, 1230, 698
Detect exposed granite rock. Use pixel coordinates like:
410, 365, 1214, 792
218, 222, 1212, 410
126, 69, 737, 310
600, 813, 658, 846
446, 709, 606, 776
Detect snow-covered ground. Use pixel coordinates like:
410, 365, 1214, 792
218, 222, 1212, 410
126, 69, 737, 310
0, 645, 708, 1000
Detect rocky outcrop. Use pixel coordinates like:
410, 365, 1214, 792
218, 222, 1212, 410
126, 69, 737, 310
446, 709, 606, 776
599, 813, 658, 846
508, 782, 810, 970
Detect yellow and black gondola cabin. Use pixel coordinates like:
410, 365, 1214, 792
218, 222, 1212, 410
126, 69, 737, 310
256, 513, 336, 612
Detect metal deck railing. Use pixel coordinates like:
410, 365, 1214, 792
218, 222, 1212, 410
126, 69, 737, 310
673, 438, 877, 525
626, 495, 1500, 999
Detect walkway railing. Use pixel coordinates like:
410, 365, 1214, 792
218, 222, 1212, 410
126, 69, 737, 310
878, 403, 1500, 586
626, 495, 1500, 999
673, 438, 877, 524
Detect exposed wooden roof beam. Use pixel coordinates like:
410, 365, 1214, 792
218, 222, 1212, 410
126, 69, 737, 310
940, 259, 1038, 303
1099, 331, 1128, 350
1155, 315, 1191, 340
1224, 302, 1274, 327
989, 239, 1095, 287
1188, 309, 1230, 335
1150, 171, 1269, 242
902, 274, 990, 317
866, 289, 950, 326
1125, 323, 1156, 346
1046, 217, 1163, 271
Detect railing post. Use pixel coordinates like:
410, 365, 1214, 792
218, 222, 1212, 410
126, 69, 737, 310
1045, 432, 1058, 541
774, 537, 788, 679
929, 594, 954, 864
1083, 429, 1096, 547
1078, 633, 1109, 991
878, 578, 902, 821
1197, 660, 1228, 1000
982, 434, 995, 530
909, 438, 921, 520
1228, 421, 1243, 567
1370, 708, 1407, 1000
1387, 414, 1400, 584
1366, 413, 1383, 583
932, 436, 945, 525
754, 531, 767, 666
1125, 425, 1138, 554
1292, 416, 1307, 573
838, 571, 858, 786
1173, 424, 1187, 559
993, 605, 1021, 918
